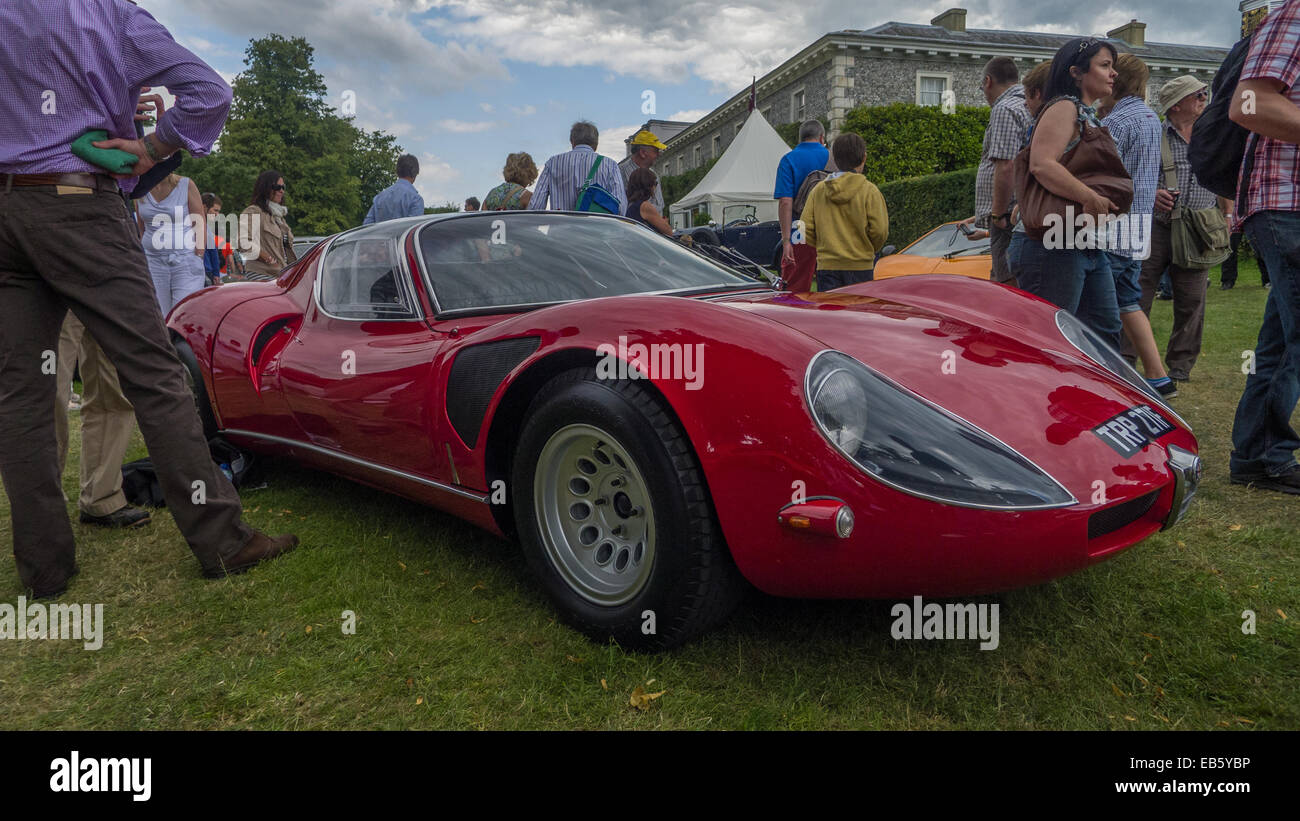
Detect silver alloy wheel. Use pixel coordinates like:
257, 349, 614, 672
533, 423, 656, 606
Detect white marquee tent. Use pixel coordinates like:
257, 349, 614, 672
667, 109, 791, 229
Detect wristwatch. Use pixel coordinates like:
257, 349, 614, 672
991, 212, 1011, 225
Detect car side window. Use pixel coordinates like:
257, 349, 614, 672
319, 238, 417, 320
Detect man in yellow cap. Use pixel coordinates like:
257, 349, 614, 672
619, 129, 668, 214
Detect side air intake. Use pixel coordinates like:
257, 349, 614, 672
446, 337, 541, 447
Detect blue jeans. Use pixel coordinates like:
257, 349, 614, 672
1006, 232, 1026, 284
1230, 210, 1300, 477
1105, 252, 1144, 314
1017, 240, 1122, 348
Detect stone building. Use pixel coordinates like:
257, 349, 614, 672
658, 7, 1231, 179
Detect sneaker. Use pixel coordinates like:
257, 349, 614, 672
1230, 465, 1300, 495
1147, 377, 1177, 398
1221, 281, 1235, 290
1156, 290, 1174, 301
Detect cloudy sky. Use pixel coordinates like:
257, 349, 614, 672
140, 0, 1242, 209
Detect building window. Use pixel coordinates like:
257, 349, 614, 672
677, 156, 684, 175
693, 144, 701, 168
916, 73, 951, 107
761, 106, 772, 122
712, 134, 721, 158
735, 122, 742, 137
793, 88, 806, 120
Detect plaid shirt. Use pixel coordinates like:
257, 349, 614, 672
1237, 0, 1300, 223
1160, 122, 1219, 216
975, 84, 1032, 225
1102, 96, 1161, 256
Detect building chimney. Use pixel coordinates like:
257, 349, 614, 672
1107, 19, 1146, 48
930, 8, 967, 33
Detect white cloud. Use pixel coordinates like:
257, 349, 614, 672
479, 102, 494, 112
435, 118, 498, 132
509, 104, 537, 117
665, 108, 709, 123
414, 151, 463, 207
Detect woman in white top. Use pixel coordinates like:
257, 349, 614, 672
136, 173, 207, 314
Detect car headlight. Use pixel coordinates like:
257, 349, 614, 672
808, 363, 870, 454
1055, 310, 1189, 428
805, 351, 1075, 509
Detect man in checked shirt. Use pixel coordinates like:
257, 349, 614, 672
1228, 0, 1300, 496
0, 0, 297, 598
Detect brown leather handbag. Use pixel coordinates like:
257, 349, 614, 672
1014, 97, 1134, 241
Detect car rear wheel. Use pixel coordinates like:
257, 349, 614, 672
511, 368, 743, 650
172, 337, 219, 440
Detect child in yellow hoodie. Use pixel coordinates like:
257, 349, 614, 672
800, 132, 889, 290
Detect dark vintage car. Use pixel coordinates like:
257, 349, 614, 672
676, 207, 784, 269
169, 211, 1201, 650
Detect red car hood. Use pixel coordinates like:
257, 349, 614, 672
712, 280, 1185, 483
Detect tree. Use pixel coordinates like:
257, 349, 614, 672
180, 34, 405, 235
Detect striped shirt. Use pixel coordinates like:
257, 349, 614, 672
1237, 0, 1300, 221
1102, 96, 1161, 256
528, 145, 628, 213
0, 0, 231, 191
975, 84, 1032, 225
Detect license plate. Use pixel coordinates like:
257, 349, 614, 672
1092, 405, 1176, 458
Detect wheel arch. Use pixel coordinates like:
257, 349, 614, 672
482, 346, 717, 543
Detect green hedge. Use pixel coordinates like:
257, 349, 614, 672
660, 157, 719, 215
878, 166, 977, 250
843, 103, 988, 185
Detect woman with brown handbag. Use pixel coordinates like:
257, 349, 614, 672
1015, 38, 1132, 349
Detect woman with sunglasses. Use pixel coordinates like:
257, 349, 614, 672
240, 170, 297, 281
1016, 37, 1125, 348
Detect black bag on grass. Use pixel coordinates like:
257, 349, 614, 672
120, 438, 259, 508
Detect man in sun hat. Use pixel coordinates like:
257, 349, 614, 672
619, 129, 669, 213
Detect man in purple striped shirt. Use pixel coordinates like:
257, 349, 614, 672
0, 0, 297, 599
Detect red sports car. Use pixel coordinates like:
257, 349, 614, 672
168, 212, 1201, 650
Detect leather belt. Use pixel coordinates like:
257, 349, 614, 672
2, 173, 119, 192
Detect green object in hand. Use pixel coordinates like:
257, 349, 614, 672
71, 129, 138, 175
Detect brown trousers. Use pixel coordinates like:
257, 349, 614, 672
53, 312, 134, 516
0, 181, 253, 595
1122, 219, 1208, 376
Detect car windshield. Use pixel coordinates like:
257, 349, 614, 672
902, 224, 988, 258
416, 213, 757, 313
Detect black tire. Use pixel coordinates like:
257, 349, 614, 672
172, 337, 219, 440
511, 368, 743, 651
690, 227, 720, 246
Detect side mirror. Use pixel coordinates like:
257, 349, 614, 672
880, 245, 896, 257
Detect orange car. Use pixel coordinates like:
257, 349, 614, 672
873, 221, 992, 281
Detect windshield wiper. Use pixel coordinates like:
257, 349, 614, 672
942, 245, 991, 260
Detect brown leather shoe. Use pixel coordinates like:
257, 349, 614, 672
203, 531, 299, 579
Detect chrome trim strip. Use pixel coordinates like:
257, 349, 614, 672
221, 429, 489, 503
803, 349, 1079, 511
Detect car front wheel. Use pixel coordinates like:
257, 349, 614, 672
511, 368, 743, 650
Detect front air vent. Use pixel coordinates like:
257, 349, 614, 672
1087, 490, 1160, 539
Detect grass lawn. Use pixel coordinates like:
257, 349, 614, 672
1, 261, 1296, 730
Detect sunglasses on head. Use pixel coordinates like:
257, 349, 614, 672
1076, 38, 1096, 54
